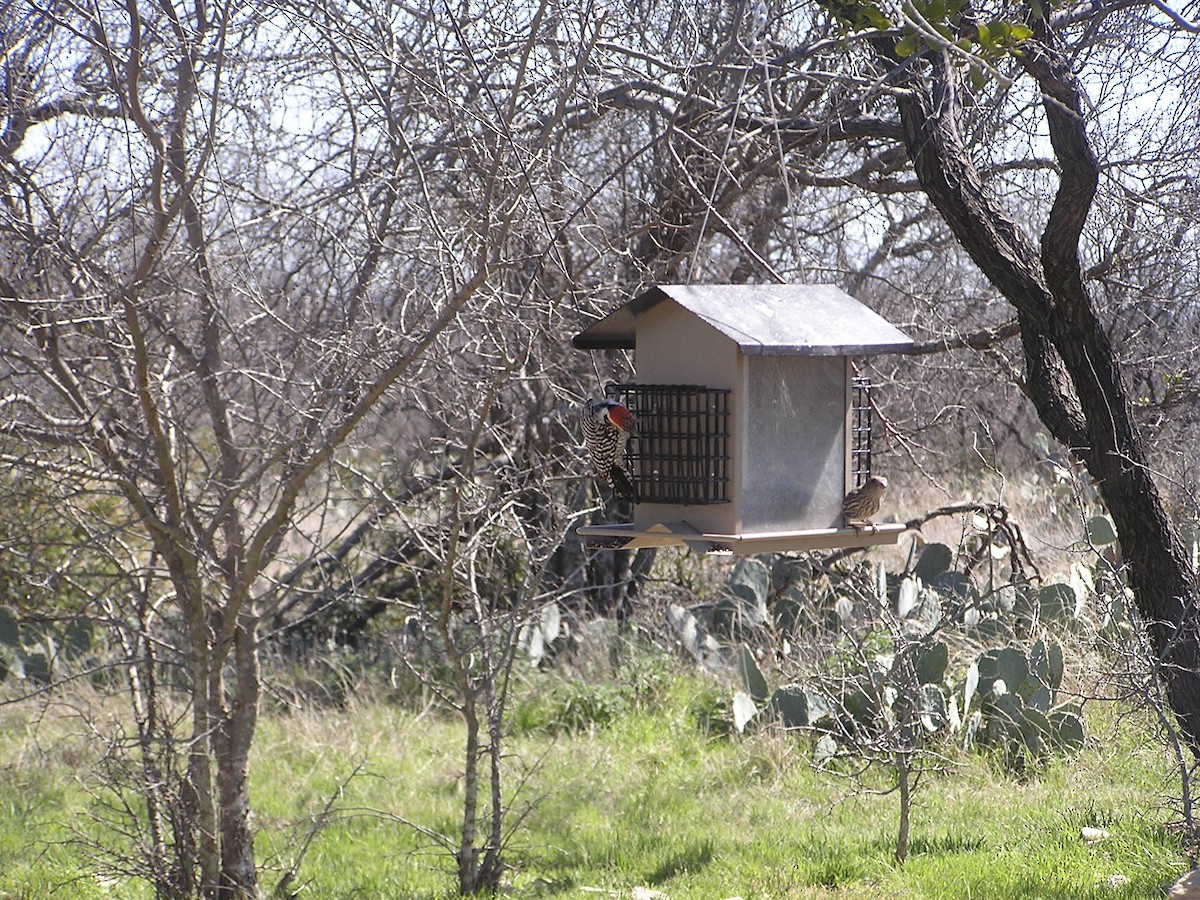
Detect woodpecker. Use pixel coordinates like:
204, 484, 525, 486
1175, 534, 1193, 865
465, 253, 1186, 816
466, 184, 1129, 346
580, 398, 636, 501
842, 474, 887, 531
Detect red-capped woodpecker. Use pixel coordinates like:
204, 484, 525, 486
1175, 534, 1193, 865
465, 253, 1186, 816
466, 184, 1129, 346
580, 398, 636, 501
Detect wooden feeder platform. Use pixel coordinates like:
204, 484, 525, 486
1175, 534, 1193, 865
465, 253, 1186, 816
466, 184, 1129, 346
577, 520, 906, 556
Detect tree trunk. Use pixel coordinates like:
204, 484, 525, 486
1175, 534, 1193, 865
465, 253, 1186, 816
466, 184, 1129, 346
458, 702, 482, 894
895, 751, 911, 865
187, 605, 221, 896
886, 40, 1200, 748
216, 618, 261, 898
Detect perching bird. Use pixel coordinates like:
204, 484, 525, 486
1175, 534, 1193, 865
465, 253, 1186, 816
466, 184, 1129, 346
842, 475, 888, 531
580, 398, 636, 501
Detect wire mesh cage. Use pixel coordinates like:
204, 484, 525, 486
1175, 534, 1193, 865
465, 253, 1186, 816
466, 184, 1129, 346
850, 375, 873, 487
609, 383, 731, 505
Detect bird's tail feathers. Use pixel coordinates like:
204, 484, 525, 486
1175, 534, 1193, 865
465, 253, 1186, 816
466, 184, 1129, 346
607, 466, 636, 502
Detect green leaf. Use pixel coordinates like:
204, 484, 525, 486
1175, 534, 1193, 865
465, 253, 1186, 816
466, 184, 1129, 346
805, 688, 836, 726
771, 684, 835, 729
1086, 515, 1118, 546
997, 647, 1029, 694
863, 6, 892, 29
930, 571, 972, 597
814, 734, 838, 766
897, 577, 919, 618
920, 684, 949, 732
963, 660, 980, 713
895, 32, 920, 57
772, 592, 803, 634
0, 607, 18, 647
728, 558, 770, 606
1020, 705, 1052, 755
520, 623, 545, 664
732, 690, 758, 734
771, 555, 809, 591
1028, 638, 1064, 694
1027, 686, 1051, 712
841, 677, 877, 726
721, 559, 770, 633
1047, 640, 1064, 692
1050, 710, 1086, 751
63, 618, 94, 659
916, 641, 949, 685
714, 596, 765, 635
23, 652, 50, 684
1038, 583, 1078, 623
906, 590, 944, 633
21, 620, 44, 647
976, 22, 991, 44
737, 645, 770, 704
988, 19, 1011, 40
1029, 638, 1049, 684
987, 692, 1026, 744
978, 647, 1028, 696
772, 684, 810, 728
914, 543, 953, 582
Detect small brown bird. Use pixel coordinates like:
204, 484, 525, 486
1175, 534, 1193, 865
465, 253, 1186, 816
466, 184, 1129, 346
842, 475, 888, 531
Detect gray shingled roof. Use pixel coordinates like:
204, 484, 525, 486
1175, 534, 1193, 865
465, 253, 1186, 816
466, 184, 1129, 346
572, 284, 914, 356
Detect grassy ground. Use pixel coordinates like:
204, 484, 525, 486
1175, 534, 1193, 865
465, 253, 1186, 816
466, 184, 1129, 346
0, 670, 1191, 899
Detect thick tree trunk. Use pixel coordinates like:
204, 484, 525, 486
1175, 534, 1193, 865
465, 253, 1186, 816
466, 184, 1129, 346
888, 40, 1200, 748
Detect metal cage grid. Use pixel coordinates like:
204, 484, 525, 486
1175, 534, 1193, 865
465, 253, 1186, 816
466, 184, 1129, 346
609, 383, 731, 505
850, 375, 873, 487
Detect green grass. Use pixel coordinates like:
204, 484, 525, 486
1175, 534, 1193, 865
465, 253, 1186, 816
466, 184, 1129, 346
0, 708, 132, 900
0, 676, 1191, 899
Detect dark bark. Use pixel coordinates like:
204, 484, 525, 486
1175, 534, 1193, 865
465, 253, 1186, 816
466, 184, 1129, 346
216, 619, 260, 898
886, 40, 1200, 747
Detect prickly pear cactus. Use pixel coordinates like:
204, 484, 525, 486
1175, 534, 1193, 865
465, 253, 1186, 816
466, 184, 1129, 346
0, 607, 97, 685
964, 639, 1084, 765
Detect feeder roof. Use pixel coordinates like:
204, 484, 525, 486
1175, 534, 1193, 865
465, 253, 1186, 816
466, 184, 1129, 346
572, 283, 915, 356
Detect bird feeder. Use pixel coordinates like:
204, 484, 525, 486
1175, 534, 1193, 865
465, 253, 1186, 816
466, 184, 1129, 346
572, 284, 914, 555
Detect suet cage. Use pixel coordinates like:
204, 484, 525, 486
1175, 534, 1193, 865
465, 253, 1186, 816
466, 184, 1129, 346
607, 382, 731, 506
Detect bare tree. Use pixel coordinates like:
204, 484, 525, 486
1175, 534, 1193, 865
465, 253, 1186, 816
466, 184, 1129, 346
0, 0, 615, 894
563, 0, 1200, 745
6, 0, 779, 890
